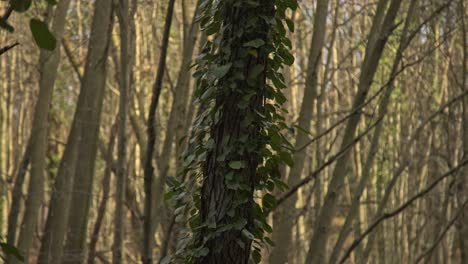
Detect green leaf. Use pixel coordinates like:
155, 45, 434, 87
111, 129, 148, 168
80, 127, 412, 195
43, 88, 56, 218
262, 193, 277, 209
265, 236, 276, 246
199, 247, 209, 256
0, 242, 24, 262
285, 18, 294, 32
279, 48, 294, 66
252, 249, 261, 263
249, 65, 264, 80
228, 161, 243, 170
279, 151, 294, 167
164, 190, 175, 201
241, 229, 255, 240
243, 39, 265, 48
29, 19, 57, 50
212, 63, 232, 79
11, 0, 32, 13
284, 0, 298, 10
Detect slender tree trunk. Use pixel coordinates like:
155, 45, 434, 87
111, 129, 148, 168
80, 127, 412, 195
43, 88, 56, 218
88, 123, 117, 264
142, 0, 176, 262
457, 0, 468, 260
6, 142, 31, 247
149, 0, 200, 239
305, 0, 402, 263
270, 1, 329, 263
8, 1, 71, 263
328, 2, 417, 262
113, 0, 131, 262
51, 1, 114, 263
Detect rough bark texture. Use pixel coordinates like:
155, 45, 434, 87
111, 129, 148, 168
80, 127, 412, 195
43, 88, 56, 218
194, 1, 273, 263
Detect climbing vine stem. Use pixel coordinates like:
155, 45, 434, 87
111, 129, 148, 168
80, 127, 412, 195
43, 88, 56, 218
166, 0, 297, 262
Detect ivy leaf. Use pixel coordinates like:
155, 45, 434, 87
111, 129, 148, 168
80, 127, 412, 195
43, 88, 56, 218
252, 250, 261, 263
0, 242, 24, 262
199, 247, 209, 257
279, 48, 294, 66
284, 0, 298, 10
262, 193, 277, 209
285, 18, 294, 32
29, 19, 57, 50
228, 161, 243, 170
279, 151, 294, 167
249, 65, 264, 79
265, 236, 276, 246
11, 0, 32, 13
243, 39, 265, 48
212, 63, 232, 79
164, 190, 175, 201
241, 229, 255, 240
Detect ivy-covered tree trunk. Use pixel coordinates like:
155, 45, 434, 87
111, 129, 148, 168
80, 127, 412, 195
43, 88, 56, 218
174, 0, 296, 263
195, 3, 273, 262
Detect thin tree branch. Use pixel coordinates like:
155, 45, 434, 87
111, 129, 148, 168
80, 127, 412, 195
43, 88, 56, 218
0, 42, 18, 55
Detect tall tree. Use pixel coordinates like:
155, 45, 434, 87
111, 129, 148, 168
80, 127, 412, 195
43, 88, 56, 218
37, 0, 114, 262
113, 0, 131, 262
142, 0, 176, 262
305, 0, 403, 262
270, 0, 329, 262
172, 0, 296, 263
61, 0, 114, 261
457, 0, 468, 260
8, 0, 71, 262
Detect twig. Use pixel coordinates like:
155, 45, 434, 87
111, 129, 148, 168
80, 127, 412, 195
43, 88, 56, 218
0, 42, 18, 55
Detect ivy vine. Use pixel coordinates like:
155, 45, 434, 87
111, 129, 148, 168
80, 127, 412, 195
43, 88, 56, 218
165, 0, 297, 262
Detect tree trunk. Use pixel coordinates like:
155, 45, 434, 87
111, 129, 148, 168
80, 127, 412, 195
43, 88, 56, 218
328, 1, 417, 262
192, 0, 276, 263
9, 0, 71, 263
113, 0, 131, 262
305, 0, 402, 263
142, 0, 176, 262
149, 0, 200, 240
457, 0, 468, 260
270, 1, 329, 263
54, 1, 113, 263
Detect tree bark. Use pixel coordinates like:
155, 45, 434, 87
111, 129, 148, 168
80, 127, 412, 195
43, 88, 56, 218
194, 1, 274, 263
305, 0, 402, 263
113, 0, 131, 262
